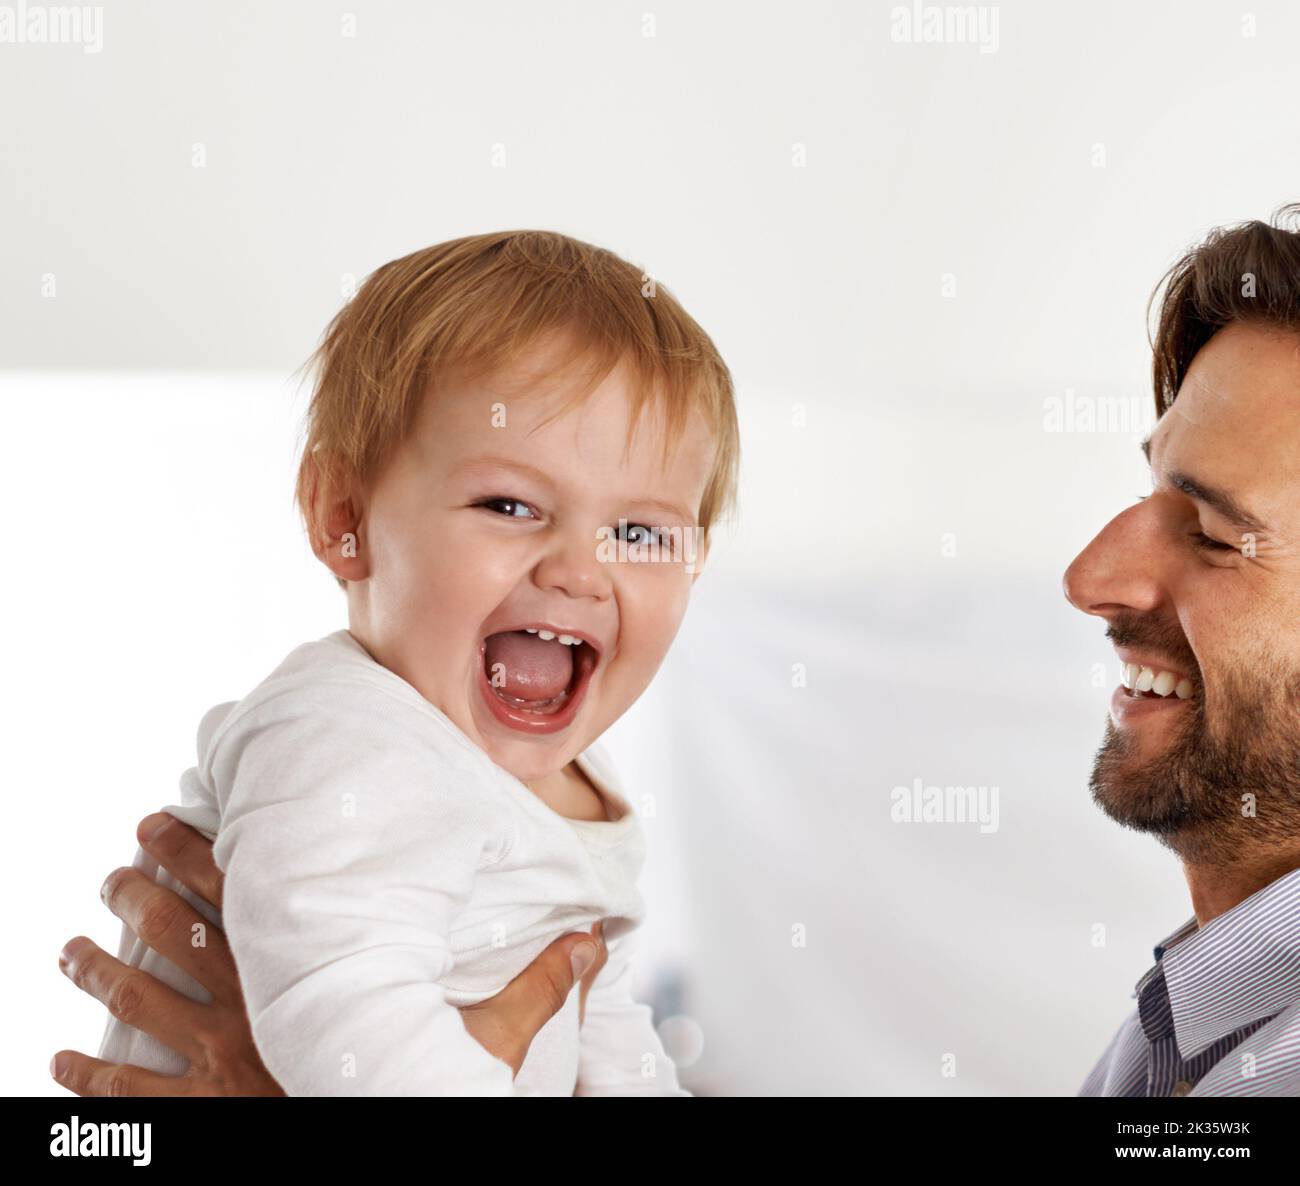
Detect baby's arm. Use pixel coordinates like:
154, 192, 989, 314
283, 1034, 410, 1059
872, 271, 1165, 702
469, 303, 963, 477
574, 928, 692, 1096
207, 679, 520, 1096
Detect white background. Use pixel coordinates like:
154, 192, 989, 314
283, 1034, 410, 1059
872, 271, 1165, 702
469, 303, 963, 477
3, 0, 1299, 1095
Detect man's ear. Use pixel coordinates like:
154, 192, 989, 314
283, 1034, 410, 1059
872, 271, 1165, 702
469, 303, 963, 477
303, 452, 370, 583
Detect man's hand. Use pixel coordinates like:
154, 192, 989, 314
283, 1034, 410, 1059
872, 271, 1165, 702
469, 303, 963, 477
51, 813, 283, 1097
460, 919, 606, 1074
51, 812, 608, 1095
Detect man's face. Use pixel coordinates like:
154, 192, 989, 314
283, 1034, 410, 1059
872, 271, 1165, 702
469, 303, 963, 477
1063, 321, 1300, 861
345, 336, 715, 787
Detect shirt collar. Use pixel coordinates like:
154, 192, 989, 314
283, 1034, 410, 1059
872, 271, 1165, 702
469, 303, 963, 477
1146, 867, 1300, 1059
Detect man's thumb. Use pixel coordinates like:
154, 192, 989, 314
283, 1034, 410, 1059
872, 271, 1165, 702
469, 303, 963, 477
570, 936, 599, 979
507, 928, 602, 1024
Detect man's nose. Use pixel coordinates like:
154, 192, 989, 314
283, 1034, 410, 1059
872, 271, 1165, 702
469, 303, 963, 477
1062, 502, 1164, 619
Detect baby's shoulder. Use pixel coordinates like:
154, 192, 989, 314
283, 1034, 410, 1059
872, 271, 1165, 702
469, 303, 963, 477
199, 631, 494, 783
183, 633, 519, 870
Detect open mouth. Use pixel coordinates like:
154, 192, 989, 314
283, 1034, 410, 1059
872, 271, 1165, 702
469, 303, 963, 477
477, 626, 600, 732
1120, 662, 1195, 701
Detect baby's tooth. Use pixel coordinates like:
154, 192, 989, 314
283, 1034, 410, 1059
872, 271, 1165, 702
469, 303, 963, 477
1175, 679, 1193, 700
525, 628, 539, 634
558, 634, 577, 646
1135, 667, 1155, 693
1152, 671, 1176, 697
538, 629, 556, 641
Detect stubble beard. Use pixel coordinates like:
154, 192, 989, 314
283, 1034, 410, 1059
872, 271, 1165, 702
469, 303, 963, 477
1089, 663, 1300, 865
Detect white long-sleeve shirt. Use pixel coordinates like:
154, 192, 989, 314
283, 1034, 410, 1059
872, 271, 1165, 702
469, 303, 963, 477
97, 629, 690, 1097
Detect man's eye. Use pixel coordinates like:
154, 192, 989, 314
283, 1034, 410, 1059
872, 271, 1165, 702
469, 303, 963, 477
1191, 530, 1235, 553
475, 496, 536, 520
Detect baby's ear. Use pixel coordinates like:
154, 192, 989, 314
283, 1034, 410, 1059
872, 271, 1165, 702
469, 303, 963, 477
303, 452, 370, 583
689, 529, 710, 583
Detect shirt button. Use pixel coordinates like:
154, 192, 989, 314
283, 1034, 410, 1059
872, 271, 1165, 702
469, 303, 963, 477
1171, 1079, 1193, 1097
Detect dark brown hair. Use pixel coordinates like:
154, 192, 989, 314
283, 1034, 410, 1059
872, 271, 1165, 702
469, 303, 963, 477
1149, 202, 1300, 415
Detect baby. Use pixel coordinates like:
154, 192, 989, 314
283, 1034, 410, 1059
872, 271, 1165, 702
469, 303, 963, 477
95, 230, 740, 1096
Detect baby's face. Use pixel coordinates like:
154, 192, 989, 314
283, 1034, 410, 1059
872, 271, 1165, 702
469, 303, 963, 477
347, 337, 716, 786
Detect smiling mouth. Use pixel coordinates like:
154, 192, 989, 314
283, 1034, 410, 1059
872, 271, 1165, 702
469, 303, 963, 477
1120, 662, 1196, 701
478, 629, 600, 721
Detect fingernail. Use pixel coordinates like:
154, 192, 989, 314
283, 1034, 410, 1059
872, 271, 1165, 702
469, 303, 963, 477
50, 1054, 65, 1079
99, 872, 116, 904
59, 939, 81, 971
139, 812, 173, 842
571, 941, 597, 979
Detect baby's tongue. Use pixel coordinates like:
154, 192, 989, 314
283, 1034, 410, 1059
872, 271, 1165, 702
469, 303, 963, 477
484, 630, 574, 701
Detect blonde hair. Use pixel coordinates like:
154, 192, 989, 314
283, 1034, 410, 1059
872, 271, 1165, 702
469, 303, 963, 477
293, 230, 740, 579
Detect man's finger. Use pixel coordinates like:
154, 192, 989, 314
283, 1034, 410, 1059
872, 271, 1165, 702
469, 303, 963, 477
577, 920, 608, 1026
49, 1049, 193, 1098
99, 864, 240, 1004
456, 922, 610, 1073
495, 923, 606, 1028
137, 812, 224, 912
57, 935, 211, 1062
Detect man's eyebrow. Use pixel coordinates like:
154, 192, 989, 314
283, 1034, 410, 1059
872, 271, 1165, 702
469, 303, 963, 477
1138, 436, 1270, 535
454, 454, 696, 522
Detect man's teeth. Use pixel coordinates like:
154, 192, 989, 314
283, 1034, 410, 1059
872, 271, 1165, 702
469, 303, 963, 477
1120, 662, 1194, 699
1151, 671, 1176, 696
522, 628, 582, 646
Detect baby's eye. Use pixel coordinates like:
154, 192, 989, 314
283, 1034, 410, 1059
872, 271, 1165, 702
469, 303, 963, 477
618, 522, 663, 546
475, 496, 537, 520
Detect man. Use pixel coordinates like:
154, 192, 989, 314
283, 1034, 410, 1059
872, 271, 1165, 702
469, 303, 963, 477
1064, 205, 1300, 1096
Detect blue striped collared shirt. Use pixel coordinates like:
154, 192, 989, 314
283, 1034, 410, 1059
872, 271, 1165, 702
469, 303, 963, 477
1080, 866, 1300, 1096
